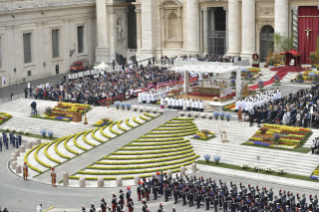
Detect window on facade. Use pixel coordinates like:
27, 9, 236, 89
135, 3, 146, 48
23, 33, 32, 64
77, 26, 84, 53
28, 71, 31, 76
52, 29, 59, 58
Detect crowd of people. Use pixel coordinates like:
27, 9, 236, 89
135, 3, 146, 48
235, 85, 319, 129
23, 66, 183, 106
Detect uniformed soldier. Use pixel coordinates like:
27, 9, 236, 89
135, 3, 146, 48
153, 181, 158, 200
90, 202, 96, 212
142, 199, 148, 212
101, 197, 107, 212
112, 193, 117, 212
157, 202, 164, 212
137, 182, 142, 201
23, 162, 28, 180
0, 137, 2, 151
126, 187, 131, 206
18, 134, 22, 146
127, 197, 134, 212
119, 189, 124, 209
82, 205, 86, 212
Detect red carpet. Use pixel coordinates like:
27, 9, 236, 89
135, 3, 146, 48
249, 66, 305, 90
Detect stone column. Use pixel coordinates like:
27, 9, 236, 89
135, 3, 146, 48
187, 0, 200, 54
108, 9, 117, 62
291, 6, 299, 49
223, 7, 229, 52
202, 8, 209, 56
95, 0, 110, 64
275, 0, 289, 36
135, 9, 142, 51
227, 0, 240, 56
139, 0, 154, 60
13, 25, 21, 82
241, 0, 256, 60
236, 68, 242, 98
5, 25, 14, 85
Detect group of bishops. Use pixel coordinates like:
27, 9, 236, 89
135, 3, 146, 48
0, 131, 22, 151
167, 98, 204, 112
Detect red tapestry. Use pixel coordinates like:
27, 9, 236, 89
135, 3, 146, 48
298, 6, 319, 64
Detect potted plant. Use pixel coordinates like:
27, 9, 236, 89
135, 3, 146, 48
265, 166, 272, 173
193, 112, 199, 118
126, 103, 131, 110
252, 165, 259, 171
201, 113, 206, 119
139, 107, 144, 112
231, 79, 236, 88
213, 112, 219, 120
204, 154, 211, 163
121, 103, 125, 110
226, 113, 231, 121
24, 129, 30, 135
179, 111, 185, 117
310, 52, 316, 67
208, 114, 213, 120
273, 133, 281, 145
133, 106, 138, 112
48, 131, 54, 139
220, 112, 225, 121
260, 127, 268, 135
258, 81, 264, 92
187, 112, 192, 117
276, 168, 285, 175
41, 129, 47, 138
241, 163, 248, 169
153, 108, 158, 114
213, 155, 220, 165
115, 102, 120, 110
45, 107, 52, 116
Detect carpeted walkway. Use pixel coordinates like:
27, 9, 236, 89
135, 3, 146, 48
249, 66, 305, 90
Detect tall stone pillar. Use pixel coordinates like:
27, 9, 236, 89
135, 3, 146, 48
187, 0, 200, 54
135, 8, 142, 51
139, 0, 154, 60
63, 19, 71, 73
95, 0, 110, 64
227, 0, 240, 56
291, 6, 299, 49
275, 0, 289, 36
202, 8, 209, 56
209, 8, 216, 55
223, 7, 229, 52
36, 22, 45, 75
108, 9, 117, 62
6, 25, 14, 85
241, 0, 256, 60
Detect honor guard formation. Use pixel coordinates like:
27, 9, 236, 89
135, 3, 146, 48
77, 173, 318, 212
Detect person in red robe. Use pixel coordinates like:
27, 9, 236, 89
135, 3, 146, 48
51, 167, 57, 187
23, 162, 28, 181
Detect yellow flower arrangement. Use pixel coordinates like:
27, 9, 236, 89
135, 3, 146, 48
249, 137, 263, 141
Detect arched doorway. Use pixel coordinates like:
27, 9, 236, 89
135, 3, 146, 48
260, 25, 274, 62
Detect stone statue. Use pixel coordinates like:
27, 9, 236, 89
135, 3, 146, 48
117, 20, 122, 39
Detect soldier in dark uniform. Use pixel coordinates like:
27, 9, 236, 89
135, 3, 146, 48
172, 206, 176, 212
205, 191, 210, 210
142, 199, 148, 212
82, 205, 86, 212
145, 184, 150, 201
0, 137, 2, 151
173, 186, 179, 204
189, 190, 194, 207
111, 193, 117, 212
153, 181, 158, 200
90, 202, 96, 212
101, 197, 107, 212
127, 197, 134, 212
182, 187, 187, 206
137, 182, 142, 201
196, 189, 202, 209
157, 202, 164, 212
268, 188, 274, 202
165, 184, 170, 202
119, 189, 124, 209
214, 193, 219, 212
298, 194, 306, 211
18, 133, 22, 145
126, 187, 131, 206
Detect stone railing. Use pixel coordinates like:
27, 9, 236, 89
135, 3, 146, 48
0, 0, 95, 11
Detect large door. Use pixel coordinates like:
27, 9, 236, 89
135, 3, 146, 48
208, 31, 226, 56
259, 25, 274, 62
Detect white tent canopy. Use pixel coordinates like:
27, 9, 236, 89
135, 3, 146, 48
94, 61, 108, 70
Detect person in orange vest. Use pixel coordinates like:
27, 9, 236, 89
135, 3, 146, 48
23, 162, 28, 181
51, 167, 57, 187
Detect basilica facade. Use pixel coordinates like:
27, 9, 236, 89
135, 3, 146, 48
0, 0, 317, 86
